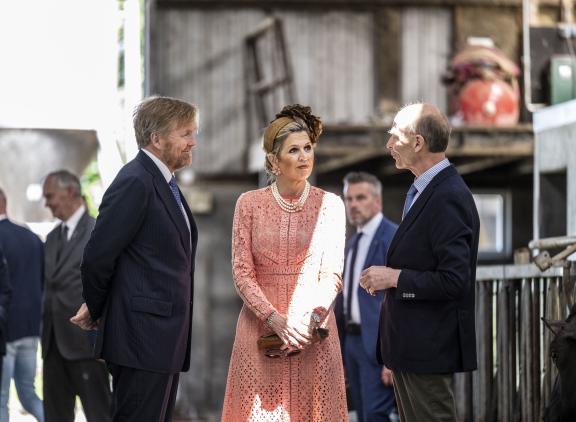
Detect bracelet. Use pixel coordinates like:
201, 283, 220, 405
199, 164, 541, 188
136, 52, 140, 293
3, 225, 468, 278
266, 311, 276, 327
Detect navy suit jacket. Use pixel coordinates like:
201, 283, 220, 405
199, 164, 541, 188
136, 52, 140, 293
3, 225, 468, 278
336, 215, 397, 364
82, 150, 197, 374
0, 219, 43, 342
378, 165, 479, 374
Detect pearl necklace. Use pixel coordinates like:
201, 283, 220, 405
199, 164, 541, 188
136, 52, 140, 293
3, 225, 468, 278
271, 181, 310, 213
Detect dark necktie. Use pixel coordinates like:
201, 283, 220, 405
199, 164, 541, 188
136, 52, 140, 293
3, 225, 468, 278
168, 176, 184, 213
56, 224, 68, 262
345, 232, 363, 323
402, 184, 418, 220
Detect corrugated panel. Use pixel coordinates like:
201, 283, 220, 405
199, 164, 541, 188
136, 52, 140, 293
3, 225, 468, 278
278, 11, 375, 124
151, 9, 374, 175
401, 7, 451, 113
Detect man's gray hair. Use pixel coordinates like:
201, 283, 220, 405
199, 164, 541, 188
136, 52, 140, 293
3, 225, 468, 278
343, 172, 382, 197
45, 170, 82, 198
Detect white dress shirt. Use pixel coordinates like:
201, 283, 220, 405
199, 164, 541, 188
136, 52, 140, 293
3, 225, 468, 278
343, 212, 383, 324
62, 205, 86, 241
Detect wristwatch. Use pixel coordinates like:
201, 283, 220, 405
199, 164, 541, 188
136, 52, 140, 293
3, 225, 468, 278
311, 312, 321, 325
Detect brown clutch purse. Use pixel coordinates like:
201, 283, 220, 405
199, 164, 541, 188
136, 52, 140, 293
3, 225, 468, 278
257, 328, 329, 358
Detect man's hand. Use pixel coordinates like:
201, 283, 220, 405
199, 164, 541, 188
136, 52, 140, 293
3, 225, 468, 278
381, 366, 393, 386
70, 303, 98, 330
359, 266, 400, 295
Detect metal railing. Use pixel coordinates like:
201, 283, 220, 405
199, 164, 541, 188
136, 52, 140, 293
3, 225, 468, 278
454, 262, 575, 422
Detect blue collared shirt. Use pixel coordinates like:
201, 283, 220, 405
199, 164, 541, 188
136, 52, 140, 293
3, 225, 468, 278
407, 158, 451, 211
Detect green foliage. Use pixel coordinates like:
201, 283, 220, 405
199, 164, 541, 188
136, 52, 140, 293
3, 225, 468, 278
81, 160, 102, 217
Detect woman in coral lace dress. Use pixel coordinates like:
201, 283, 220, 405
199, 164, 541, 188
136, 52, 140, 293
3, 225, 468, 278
221, 105, 348, 421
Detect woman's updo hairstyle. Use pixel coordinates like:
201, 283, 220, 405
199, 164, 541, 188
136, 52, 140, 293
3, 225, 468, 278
262, 104, 322, 176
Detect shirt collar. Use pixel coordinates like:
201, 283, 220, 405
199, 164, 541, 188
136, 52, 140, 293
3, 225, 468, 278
63, 204, 86, 235
358, 212, 383, 238
142, 148, 173, 184
413, 158, 450, 194
0, 214, 6, 221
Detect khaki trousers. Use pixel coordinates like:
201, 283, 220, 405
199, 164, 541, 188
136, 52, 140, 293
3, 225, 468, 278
392, 371, 458, 422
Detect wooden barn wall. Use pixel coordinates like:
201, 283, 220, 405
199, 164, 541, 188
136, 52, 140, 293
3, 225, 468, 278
400, 7, 452, 113
149, 8, 375, 175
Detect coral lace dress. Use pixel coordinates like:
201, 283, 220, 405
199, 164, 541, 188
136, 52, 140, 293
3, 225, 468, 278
222, 186, 348, 421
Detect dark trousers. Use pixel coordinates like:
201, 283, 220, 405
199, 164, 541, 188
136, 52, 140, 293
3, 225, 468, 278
345, 333, 396, 421
392, 371, 457, 422
43, 340, 112, 422
107, 363, 179, 422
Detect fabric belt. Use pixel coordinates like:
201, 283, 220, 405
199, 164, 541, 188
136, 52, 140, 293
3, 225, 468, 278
345, 323, 361, 335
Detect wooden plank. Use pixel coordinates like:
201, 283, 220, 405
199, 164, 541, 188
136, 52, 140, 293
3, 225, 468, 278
475, 280, 494, 421
497, 280, 511, 422
455, 157, 522, 175
476, 264, 562, 281
519, 279, 528, 422
157, 0, 536, 8
454, 373, 470, 422
374, 8, 401, 106
315, 148, 387, 173
532, 277, 541, 421
401, 7, 451, 113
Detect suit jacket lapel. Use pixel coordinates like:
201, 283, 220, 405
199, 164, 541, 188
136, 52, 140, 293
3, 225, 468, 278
137, 152, 191, 254
387, 166, 456, 258
154, 176, 191, 255
181, 193, 197, 249
363, 221, 387, 270
53, 211, 90, 273
45, 229, 59, 280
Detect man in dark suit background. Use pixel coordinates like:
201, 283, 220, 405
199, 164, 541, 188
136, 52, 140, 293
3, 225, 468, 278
42, 170, 112, 422
0, 188, 44, 422
336, 172, 398, 422
360, 103, 480, 422
0, 246, 13, 390
71, 96, 198, 422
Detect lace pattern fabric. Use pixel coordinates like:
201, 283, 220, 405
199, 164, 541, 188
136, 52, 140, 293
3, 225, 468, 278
222, 186, 348, 421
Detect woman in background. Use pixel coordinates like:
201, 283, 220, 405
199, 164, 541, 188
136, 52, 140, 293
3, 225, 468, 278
222, 104, 347, 421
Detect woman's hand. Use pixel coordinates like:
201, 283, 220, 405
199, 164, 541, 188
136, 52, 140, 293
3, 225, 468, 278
268, 312, 312, 351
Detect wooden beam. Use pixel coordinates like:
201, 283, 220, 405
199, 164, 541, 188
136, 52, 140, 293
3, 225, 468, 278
316, 148, 387, 173
455, 157, 522, 175
157, 0, 535, 9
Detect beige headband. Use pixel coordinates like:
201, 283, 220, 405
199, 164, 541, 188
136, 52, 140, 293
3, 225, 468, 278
262, 117, 295, 153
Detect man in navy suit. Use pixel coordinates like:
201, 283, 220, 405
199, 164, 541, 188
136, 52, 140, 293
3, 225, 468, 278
360, 103, 480, 422
71, 96, 199, 422
0, 188, 44, 422
336, 172, 398, 422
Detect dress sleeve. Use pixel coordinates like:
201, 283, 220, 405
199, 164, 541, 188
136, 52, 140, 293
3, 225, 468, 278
315, 194, 345, 319
231, 193, 277, 321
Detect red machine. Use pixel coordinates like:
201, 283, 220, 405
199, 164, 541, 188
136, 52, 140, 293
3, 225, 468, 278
444, 45, 520, 126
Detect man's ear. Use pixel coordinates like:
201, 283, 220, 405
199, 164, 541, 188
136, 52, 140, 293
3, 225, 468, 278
150, 132, 162, 149
413, 134, 425, 152
542, 317, 566, 336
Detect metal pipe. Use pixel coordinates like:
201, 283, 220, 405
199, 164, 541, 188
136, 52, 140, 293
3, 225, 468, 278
528, 236, 576, 249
